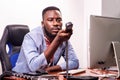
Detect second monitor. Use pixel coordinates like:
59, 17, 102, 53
88, 15, 120, 69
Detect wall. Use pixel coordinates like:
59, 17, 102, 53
102, 0, 120, 18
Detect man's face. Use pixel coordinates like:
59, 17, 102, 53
42, 10, 62, 38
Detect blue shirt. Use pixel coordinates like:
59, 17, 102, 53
12, 26, 79, 73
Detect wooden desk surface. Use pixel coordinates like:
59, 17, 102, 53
3, 69, 120, 80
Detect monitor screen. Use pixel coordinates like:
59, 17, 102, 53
88, 15, 120, 69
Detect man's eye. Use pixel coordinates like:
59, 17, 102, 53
57, 18, 62, 22
48, 18, 53, 21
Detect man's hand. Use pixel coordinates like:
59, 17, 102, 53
56, 29, 73, 42
45, 65, 62, 72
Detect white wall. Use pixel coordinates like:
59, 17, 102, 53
102, 0, 120, 18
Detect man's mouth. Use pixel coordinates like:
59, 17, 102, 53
53, 27, 60, 32
52, 29, 59, 33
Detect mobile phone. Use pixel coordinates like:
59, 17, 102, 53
65, 22, 73, 32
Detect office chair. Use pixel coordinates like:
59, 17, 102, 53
0, 24, 29, 73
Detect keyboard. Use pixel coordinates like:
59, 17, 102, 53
1, 71, 52, 80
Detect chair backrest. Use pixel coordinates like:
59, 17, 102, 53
0, 24, 29, 72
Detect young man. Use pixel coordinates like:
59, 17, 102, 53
12, 6, 79, 73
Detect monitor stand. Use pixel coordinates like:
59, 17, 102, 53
112, 41, 120, 78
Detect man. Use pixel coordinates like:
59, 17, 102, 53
12, 6, 79, 73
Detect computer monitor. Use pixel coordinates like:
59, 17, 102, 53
88, 15, 120, 69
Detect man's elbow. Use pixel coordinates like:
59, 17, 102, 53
75, 60, 79, 69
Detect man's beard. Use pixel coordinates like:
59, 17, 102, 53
43, 27, 56, 38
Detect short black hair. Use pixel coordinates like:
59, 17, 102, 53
42, 6, 61, 19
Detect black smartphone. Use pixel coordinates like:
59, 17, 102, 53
65, 22, 73, 32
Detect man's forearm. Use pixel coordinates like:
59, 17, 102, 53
44, 36, 62, 63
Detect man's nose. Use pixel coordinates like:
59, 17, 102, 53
53, 20, 59, 25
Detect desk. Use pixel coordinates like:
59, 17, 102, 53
3, 69, 120, 80
59, 69, 119, 80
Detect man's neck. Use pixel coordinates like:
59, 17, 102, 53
45, 35, 54, 43
43, 27, 55, 42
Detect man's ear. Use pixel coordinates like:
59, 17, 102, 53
41, 21, 44, 27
